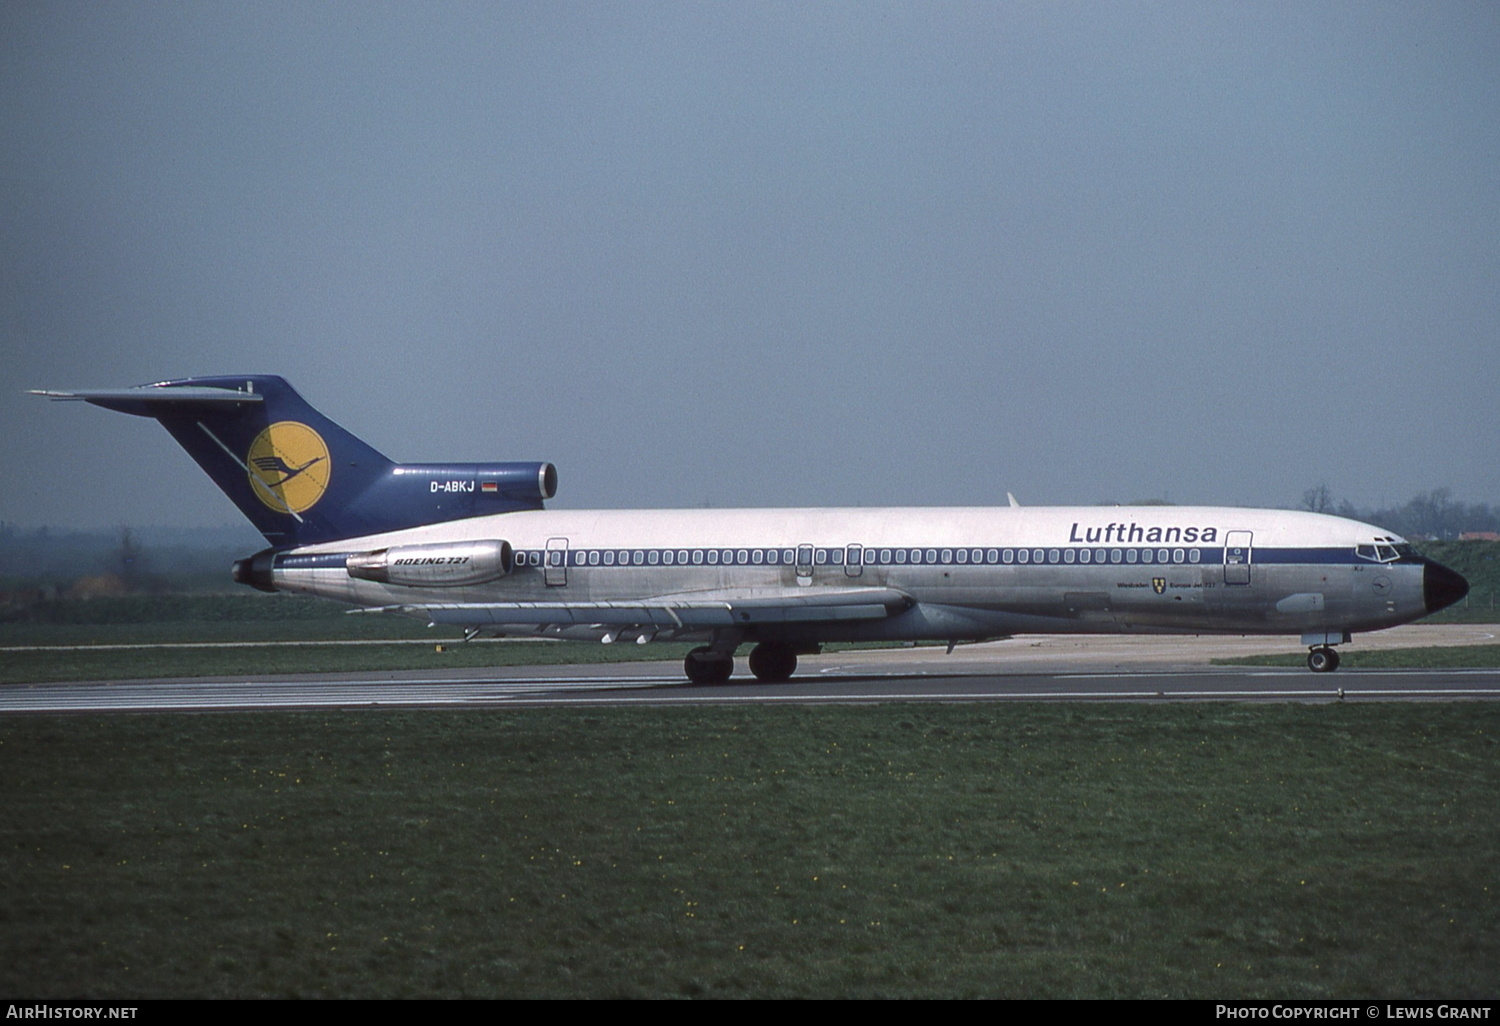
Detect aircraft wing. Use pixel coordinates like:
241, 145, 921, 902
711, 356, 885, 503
367, 585, 914, 630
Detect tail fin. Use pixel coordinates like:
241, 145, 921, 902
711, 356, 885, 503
31, 375, 556, 547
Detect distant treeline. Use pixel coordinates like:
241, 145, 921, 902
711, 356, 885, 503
0, 522, 262, 592
1299, 487, 1499, 540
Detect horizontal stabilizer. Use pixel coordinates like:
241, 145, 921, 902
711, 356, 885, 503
28, 385, 264, 412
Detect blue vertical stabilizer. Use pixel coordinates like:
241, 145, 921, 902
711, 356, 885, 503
31, 375, 555, 547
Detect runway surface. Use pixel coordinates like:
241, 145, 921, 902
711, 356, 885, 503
3, 625, 1497, 713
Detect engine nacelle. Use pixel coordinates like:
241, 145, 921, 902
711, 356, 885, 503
392, 462, 558, 503
346, 539, 513, 588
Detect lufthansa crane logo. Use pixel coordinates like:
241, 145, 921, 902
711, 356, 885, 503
246, 421, 331, 514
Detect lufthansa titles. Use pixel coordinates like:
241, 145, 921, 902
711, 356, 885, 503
1069, 522, 1219, 544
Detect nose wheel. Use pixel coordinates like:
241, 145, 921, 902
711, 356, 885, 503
1307, 646, 1341, 673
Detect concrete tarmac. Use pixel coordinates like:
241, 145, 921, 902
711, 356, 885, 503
1, 624, 1495, 713
809, 622, 1498, 676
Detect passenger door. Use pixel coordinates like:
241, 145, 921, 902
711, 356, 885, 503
1224, 531, 1252, 586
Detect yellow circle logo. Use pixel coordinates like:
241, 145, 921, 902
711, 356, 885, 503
246, 421, 331, 514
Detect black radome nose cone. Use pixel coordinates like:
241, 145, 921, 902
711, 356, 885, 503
1423, 561, 1470, 615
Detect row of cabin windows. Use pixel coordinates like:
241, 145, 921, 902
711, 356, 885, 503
511, 546, 1208, 569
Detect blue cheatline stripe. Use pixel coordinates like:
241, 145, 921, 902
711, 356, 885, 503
1257, 547, 1356, 565
274, 552, 350, 570
275, 545, 1388, 572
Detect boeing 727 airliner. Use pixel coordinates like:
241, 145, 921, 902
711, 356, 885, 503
32, 376, 1470, 681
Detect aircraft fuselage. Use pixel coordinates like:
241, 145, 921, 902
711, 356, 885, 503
37, 376, 1469, 682
254, 505, 1445, 646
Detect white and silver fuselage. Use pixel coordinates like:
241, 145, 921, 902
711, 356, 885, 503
253, 505, 1456, 645
40, 376, 1471, 679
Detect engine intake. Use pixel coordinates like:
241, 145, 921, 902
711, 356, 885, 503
346, 539, 513, 588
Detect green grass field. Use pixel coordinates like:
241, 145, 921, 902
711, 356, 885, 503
3, 593, 1499, 997
0, 594, 699, 683
0, 704, 1495, 998
4, 591, 1499, 685
0, 635, 696, 685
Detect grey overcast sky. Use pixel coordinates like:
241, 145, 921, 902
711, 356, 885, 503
3, 1, 1497, 532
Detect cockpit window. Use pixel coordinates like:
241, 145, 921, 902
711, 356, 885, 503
1357, 541, 1420, 564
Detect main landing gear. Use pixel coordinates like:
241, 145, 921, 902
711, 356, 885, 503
747, 643, 798, 683
684, 646, 734, 685
683, 642, 804, 684
1307, 646, 1341, 673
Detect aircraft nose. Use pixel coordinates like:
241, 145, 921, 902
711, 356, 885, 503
1423, 560, 1470, 615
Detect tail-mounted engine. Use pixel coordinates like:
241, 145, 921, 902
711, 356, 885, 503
346, 539, 514, 588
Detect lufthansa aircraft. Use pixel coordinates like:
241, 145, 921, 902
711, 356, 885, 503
32, 376, 1470, 681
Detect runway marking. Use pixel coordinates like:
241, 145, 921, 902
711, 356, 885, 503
5, 677, 1499, 713
0, 639, 558, 652
396, 688, 1500, 707
1057, 668, 1500, 679
0, 676, 677, 712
